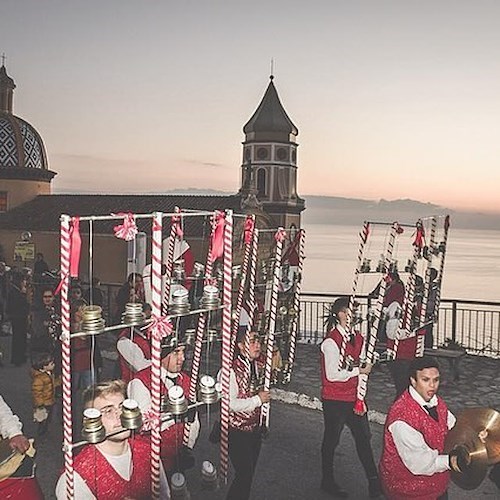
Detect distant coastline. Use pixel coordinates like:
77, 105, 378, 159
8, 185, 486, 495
302, 195, 500, 232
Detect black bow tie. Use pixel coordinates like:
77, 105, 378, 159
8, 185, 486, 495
165, 374, 178, 385
424, 405, 439, 422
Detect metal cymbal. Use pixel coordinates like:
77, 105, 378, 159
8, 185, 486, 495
455, 408, 500, 464
444, 407, 500, 490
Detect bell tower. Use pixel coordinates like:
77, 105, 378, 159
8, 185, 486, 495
239, 76, 305, 229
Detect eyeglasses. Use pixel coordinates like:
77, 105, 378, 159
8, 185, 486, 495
98, 403, 123, 418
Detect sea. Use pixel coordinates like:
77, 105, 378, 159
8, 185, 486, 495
301, 223, 500, 303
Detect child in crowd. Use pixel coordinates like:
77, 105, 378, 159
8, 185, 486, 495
31, 351, 60, 436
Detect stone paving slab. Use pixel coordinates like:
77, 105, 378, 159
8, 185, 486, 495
285, 343, 500, 417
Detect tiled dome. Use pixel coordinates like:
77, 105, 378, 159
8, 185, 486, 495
0, 64, 54, 181
0, 114, 48, 170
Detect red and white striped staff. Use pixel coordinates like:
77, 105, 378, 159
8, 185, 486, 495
219, 210, 233, 483
183, 214, 217, 446
162, 207, 181, 315
354, 222, 400, 415
339, 221, 370, 369
391, 220, 424, 358
286, 229, 306, 370
416, 216, 437, 357
60, 215, 74, 500
149, 212, 163, 498
231, 215, 255, 336
259, 228, 286, 429
433, 215, 450, 327
245, 225, 259, 334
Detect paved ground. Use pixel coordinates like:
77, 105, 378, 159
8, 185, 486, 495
0, 341, 499, 499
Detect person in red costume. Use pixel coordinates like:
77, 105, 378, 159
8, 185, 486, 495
127, 338, 199, 473
0, 395, 43, 499
380, 357, 469, 500
320, 297, 382, 498
55, 379, 169, 499
116, 304, 152, 384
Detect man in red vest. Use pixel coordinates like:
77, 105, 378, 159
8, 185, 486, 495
380, 357, 469, 499
55, 379, 169, 499
226, 327, 270, 500
0, 395, 43, 499
320, 297, 381, 498
128, 338, 199, 472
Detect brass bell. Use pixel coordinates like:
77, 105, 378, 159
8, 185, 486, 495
166, 385, 188, 416
120, 399, 142, 430
82, 408, 106, 444
198, 375, 219, 404
170, 472, 190, 499
81, 305, 105, 334
200, 460, 218, 491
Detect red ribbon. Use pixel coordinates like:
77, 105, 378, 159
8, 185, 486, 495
70, 216, 81, 278
394, 222, 404, 235
172, 208, 184, 239
274, 228, 287, 243
243, 216, 254, 245
144, 314, 173, 341
113, 212, 138, 241
209, 211, 226, 263
413, 222, 425, 249
353, 398, 367, 416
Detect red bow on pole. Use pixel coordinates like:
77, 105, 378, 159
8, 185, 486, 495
413, 222, 425, 249
143, 315, 173, 341
274, 228, 287, 243
70, 216, 81, 278
209, 211, 226, 263
172, 208, 183, 239
243, 216, 255, 245
113, 212, 138, 241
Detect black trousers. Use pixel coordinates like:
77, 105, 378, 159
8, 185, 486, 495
226, 428, 262, 500
321, 399, 378, 483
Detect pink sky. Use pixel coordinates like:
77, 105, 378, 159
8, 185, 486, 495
3, 1, 500, 214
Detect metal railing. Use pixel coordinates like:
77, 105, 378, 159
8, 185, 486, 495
299, 292, 500, 358
85, 284, 500, 359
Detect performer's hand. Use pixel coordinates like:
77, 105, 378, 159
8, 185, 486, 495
359, 363, 372, 375
258, 390, 271, 404
9, 434, 30, 454
449, 445, 471, 473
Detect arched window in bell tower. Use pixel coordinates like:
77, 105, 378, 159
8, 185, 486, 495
257, 168, 267, 197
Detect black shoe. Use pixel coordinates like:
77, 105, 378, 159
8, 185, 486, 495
320, 479, 349, 498
368, 477, 383, 498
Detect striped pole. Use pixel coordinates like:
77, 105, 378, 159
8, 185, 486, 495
354, 222, 399, 415
219, 210, 233, 483
260, 228, 286, 429
416, 216, 437, 357
161, 207, 180, 314
150, 212, 163, 498
183, 216, 216, 446
339, 221, 370, 369
231, 215, 255, 338
433, 215, 450, 326
60, 215, 74, 500
286, 229, 306, 371
245, 226, 259, 333
391, 220, 423, 358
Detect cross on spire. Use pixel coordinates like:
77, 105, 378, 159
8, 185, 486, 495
1, 53, 5, 66
270, 58, 274, 80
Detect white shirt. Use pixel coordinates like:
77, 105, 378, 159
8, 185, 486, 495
217, 359, 263, 414
0, 395, 23, 439
116, 330, 151, 373
127, 368, 200, 448
388, 386, 456, 475
55, 442, 170, 499
321, 326, 360, 382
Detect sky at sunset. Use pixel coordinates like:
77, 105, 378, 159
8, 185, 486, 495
2, 1, 500, 213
